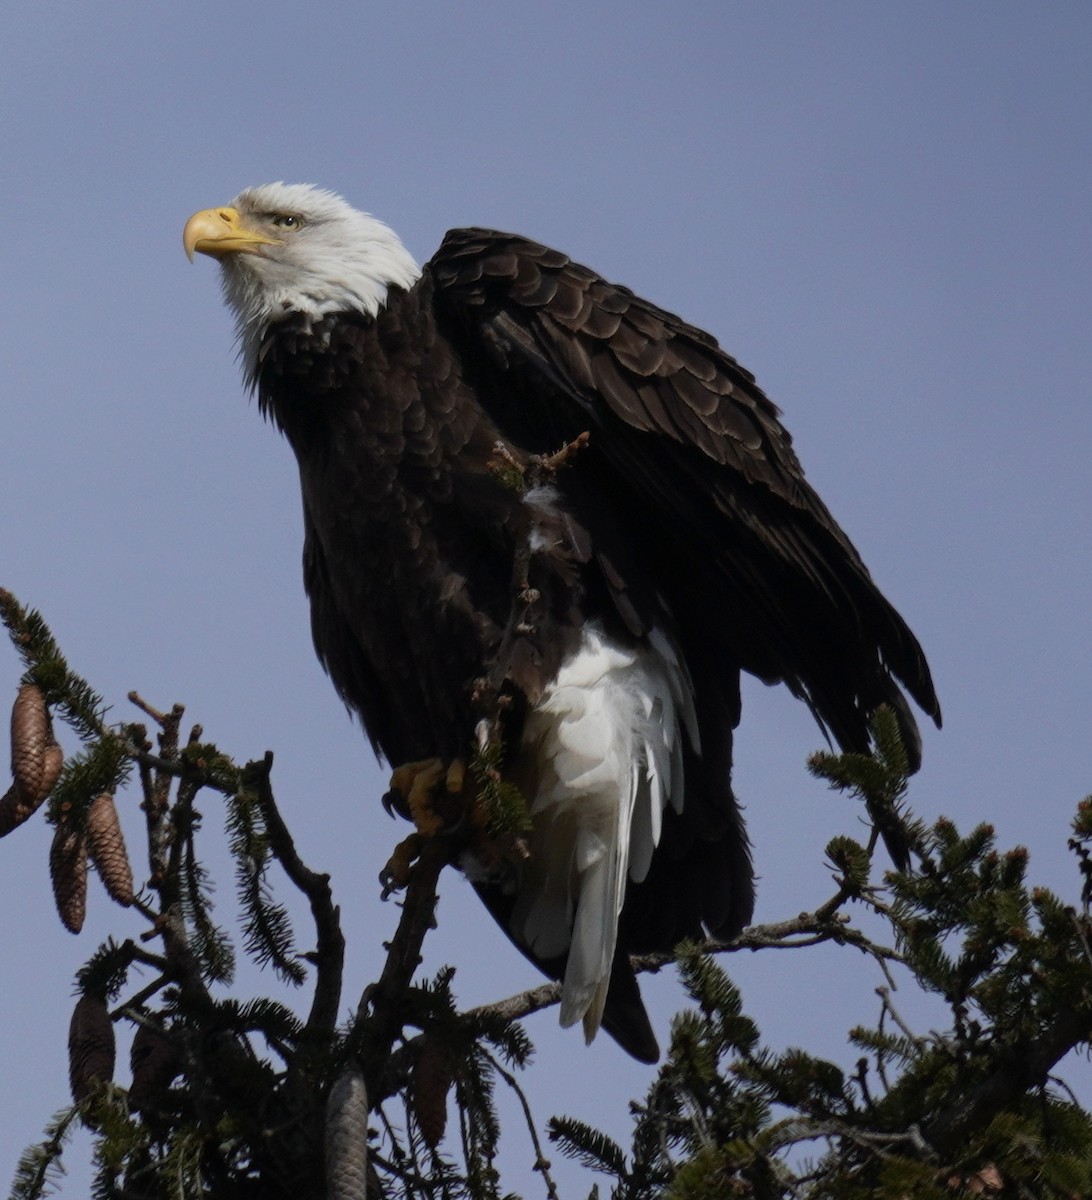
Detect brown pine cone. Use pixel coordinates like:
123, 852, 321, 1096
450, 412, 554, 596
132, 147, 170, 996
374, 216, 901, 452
69, 994, 116, 1104
325, 1065, 368, 1200
129, 1021, 179, 1112
10, 682, 61, 803
50, 819, 88, 934
411, 1035, 453, 1149
1, 683, 63, 837
0, 745, 62, 839
87, 793, 134, 906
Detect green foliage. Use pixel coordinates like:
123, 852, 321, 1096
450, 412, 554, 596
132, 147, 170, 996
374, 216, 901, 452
551, 956, 775, 1199
0, 591, 133, 820
46, 737, 132, 828
470, 739, 533, 840
180, 741, 241, 795
551, 711, 1092, 1198
808, 706, 905, 798
400, 966, 536, 1194
549, 1118, 628, 1177
76, 939, 138, 1004
9, 1105, 81, 1200
206, 996, 305, 1047
0, 589, 109, 742
176, 808, 236, 985
809, 705, 923, 869
226, 786, 306, 985
146, 1126, 205, 1199
822, 836, 871, 896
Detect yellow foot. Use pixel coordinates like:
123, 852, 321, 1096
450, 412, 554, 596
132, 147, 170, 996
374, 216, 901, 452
387, 757, 467, 838
389, 758, 446, 838
379, 758, 469, 895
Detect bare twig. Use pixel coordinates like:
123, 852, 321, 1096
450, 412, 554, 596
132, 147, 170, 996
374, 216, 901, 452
127, 691, 169, 726
482, 1048, 561, 1200
468, 981, 563, 1026
465, 899, 906, 1034
116, 975, 173, 1017
875, 985, 927, 1050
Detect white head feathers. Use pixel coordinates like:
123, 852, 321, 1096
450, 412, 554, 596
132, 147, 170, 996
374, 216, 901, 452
212, 183, 422, 375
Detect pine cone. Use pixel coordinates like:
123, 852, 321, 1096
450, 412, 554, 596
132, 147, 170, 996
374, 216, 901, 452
87, 793, 134, 906
325, 1065, 368, 1200
1, 683, 63, 837
411, 1035, 453, 1149
50, 820, 88, 933
10, 682, 61, 803
69, 994, 116, 1103
129, 1021, 179, 1112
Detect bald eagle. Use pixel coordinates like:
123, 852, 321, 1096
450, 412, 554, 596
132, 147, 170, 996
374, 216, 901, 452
184, 183, 939, 1062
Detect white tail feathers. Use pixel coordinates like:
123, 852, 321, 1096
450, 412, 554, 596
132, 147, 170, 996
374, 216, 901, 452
508, 625, 698, 1043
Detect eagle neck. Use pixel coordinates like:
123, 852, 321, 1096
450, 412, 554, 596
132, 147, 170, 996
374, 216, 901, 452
251, 279, 422, 443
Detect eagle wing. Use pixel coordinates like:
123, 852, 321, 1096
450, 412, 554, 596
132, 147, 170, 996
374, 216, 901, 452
428, 228, 941, 761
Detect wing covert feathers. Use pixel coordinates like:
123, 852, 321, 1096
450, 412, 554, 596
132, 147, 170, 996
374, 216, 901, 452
429, 228, 941, 754
431, 228, 800, 492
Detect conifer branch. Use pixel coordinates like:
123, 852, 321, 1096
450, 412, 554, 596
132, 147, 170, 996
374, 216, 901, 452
227, 779, 305, 986
242, 752, 345, 1050
922, 999, 1092, 1155
482, 1047, 561, 1200
355, 834, 448, 1073
468, 902, 906, 1032
9, 1104, 81, 1200
469, 980, 564, 1025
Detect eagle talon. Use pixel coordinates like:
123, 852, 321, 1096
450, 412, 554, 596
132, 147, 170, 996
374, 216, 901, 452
443, 758, 466, 795
381, 758, 472, 895
380, 832, 424, 897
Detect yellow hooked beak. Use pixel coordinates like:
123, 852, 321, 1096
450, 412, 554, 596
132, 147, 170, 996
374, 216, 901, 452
183, 206, 281, 262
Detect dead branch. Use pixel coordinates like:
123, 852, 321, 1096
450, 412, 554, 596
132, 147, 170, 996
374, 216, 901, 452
355, 834, 449, 1081
243, 752, 345, 1052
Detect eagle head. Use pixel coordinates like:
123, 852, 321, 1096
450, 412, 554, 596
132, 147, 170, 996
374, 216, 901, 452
183, 182, 420, 375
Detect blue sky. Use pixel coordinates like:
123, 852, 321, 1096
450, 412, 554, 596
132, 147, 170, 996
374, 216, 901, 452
2, 2, 1090, 1192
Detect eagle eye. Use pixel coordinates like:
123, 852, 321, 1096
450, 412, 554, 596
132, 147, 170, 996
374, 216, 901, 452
271, 214, 303, 230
